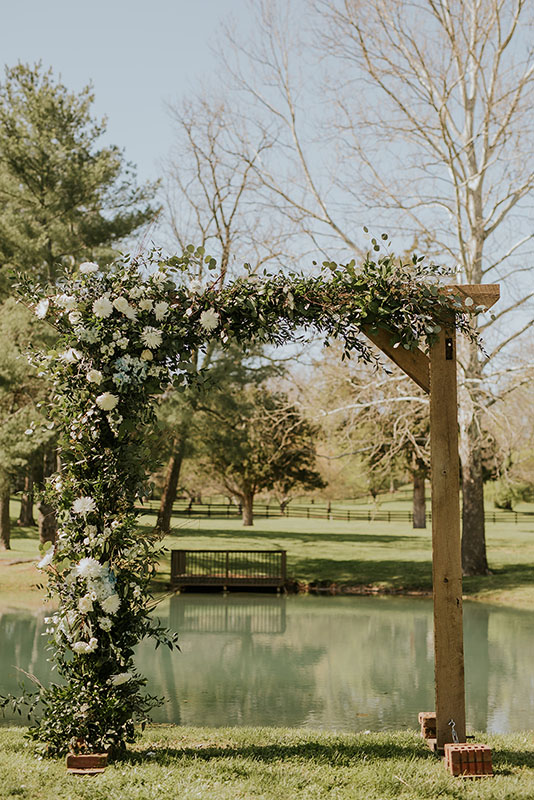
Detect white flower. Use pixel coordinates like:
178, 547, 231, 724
151, 270, 167, 284
141, 327, 162, 349
117, 337, 129, 349
75, 557, 104, 580
96, 392, 119, 411
72, 637, 98, 655
92, 296, 114, 318
35, 299, 49, 319
189, 279, 203, 293
200, 309, 220, 331
60, 348, 82, 363
72, 496, 97, 516
110, 672, 133, 686
113, 296, 129, 313
101, 594, 120, 615
87, 369, 103, 384
139, 298, 153, 311
140, 349, 153, 361
98, 616, 112, 632
89, 577, 112, 602
79, 261, 99, 274
78, 595, 94, 613
113, 296, 137, 319
37, 548, 55, 569
154, 301, 169, 320
464, 296, 474, 307
55, 294, 77, 311
68, 310, 82, 324
129, 286, 144, 299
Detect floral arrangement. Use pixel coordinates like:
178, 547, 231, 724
4, 246, 476, 757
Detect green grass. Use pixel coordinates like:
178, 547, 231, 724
1, 726, 533, 800
3, 496, 534, 610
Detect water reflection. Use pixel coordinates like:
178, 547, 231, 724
1, 596, 534, 733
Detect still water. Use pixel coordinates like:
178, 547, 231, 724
1, 595, 533, 733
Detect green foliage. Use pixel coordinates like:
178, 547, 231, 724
6, 244, 480, 756
492, 480, 534, 510
0, 298, 56, 484
198, 381, 325, 501
0, 62, 159, 290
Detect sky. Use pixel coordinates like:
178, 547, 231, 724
0, 0, 243, 183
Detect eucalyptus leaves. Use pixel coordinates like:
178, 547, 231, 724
8, 246, 475, 757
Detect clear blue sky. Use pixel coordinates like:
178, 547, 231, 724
1, 0, 242, 182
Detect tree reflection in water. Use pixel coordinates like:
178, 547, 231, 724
1, 596, 534, 733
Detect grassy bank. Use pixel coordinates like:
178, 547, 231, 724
1, 726, 533, 800
3, 496, 534, 610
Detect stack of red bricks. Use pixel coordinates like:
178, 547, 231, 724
444, 743, 493, 777
418, 712, 436, 740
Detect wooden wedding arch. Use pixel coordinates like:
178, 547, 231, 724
364, 283, 500, 750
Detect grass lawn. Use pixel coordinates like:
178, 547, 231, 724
2, 496, 534, 610
1, 726, 533, 800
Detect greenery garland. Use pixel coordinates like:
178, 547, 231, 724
4, 246, 477, 757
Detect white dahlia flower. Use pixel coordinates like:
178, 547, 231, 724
96, 392, 119, 411
92, 297, 113, 318
141, 327, 162, 349
200, 309, 220, 331
101, 594, 120, 615
72, 496, 97, 516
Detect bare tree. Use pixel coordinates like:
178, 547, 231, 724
301, 348, 431, 525
221, 0, 534, 573
155, 94, 289, 532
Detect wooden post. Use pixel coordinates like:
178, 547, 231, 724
429, 327, 466, 750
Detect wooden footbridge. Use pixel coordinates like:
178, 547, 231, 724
171, 549, 287, 591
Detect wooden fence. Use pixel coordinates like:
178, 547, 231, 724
143, 501, 533, 525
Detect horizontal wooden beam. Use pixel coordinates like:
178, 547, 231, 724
444, 284, 500, 310
365, 328, 430, 394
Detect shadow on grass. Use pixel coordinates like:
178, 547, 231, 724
287, 557, 433, 589
9, 525, 39, 541
122, 738, 434, 766
492, 747, 534, 772
463, 563, 534, 596
162, 526, 425, 547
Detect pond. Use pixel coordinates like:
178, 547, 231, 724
1, 594, 533, 733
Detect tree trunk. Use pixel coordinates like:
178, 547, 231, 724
412, 461, 427, 529
0, 480, 11, 550
460, 431, 488, 575
17, 471, 36, 527
242, 490, 254, 526
156, 434, 187, 533
458, 338, 489, 576
38, 448, 57, 546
